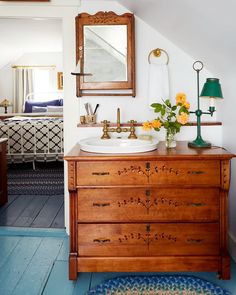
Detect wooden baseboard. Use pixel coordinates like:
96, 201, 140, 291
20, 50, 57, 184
77, 256, 220, 273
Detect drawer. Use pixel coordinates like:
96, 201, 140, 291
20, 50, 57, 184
77, 188, 219, 222
77, 160, 220, 186
78, 223, 219, 256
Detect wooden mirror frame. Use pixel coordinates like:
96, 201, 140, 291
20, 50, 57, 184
75, 11, 135, 97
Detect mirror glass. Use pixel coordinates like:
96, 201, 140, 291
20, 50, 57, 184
75, 12, 135, 97
84, 25, 127, 83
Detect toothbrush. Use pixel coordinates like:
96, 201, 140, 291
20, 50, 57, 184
88, 103, 93, 116
93, 104, 99, 115
84, 103, 89, 115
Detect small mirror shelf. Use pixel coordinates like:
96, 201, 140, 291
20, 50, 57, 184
75, 11, 135, 97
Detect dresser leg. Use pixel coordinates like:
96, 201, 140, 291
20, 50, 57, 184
69, 253, 78, 280
218, 256, 230, 280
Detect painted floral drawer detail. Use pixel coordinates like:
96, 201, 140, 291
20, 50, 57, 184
78, 223, 219, 256
77, 188, 219, 222
77, 160, 220, 186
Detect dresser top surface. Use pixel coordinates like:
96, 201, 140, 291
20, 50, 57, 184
65, 141, 235, 161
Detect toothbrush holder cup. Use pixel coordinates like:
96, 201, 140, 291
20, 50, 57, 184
85, 114, 96, 124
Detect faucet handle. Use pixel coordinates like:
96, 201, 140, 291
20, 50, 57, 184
128, 120, 137, 125
101, 120, 110, 125
128, 120, 137, 139
101, 120, 110, 139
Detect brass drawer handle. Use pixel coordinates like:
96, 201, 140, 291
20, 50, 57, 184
92, 172, 110, 176
187, 171, 205, 175
93, 238, 111, 243
187, 238, 204, 244
188, 202, 206, 207
93, 202, 110, 207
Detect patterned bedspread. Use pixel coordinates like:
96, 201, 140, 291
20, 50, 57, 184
0, 117, 64, 163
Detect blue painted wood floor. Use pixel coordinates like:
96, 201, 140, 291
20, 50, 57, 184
0, 227, 236, 295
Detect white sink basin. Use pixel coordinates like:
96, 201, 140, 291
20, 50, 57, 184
79, 137, 159, 153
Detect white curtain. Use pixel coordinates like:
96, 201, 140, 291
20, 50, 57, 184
13, 68, 34, 113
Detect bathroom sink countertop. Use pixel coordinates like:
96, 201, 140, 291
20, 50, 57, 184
65, 141, 235, 161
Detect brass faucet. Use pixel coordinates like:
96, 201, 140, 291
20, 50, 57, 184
101, 108, 137, 139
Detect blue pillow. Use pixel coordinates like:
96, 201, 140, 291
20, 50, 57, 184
24, 99, 61, 113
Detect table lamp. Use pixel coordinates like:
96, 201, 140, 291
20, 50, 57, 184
188, 61, 223, 148
0, 99, 12, 114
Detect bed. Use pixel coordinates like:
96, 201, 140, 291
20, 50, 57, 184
0, 116, 64, 164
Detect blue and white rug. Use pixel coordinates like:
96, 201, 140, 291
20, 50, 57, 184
87, 275, 231, 295
8, 162, 64, 195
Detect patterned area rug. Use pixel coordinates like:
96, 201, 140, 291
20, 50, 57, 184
87, 275, 231, 295
8, 162, 64, 195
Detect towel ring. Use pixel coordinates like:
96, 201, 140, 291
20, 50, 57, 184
148, 48, 169, 65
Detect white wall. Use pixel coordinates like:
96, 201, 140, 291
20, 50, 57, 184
221, 74, 236, 261
0, 51, 63, 113
0, 64, 12, 113
78, 15, 221, 137
0, 18, 62, 69
0, 0, 223, 233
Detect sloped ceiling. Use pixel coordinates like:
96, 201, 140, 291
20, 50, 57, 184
117, 0, 236, 76
0, 18, 62, 69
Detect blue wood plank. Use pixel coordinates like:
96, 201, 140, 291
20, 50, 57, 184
51, 202, 65, 228
31, 195, 64, 228
12, 237, 64, 295
0, 236, 42, 295
13, 195, 49, 227
73, 273, 92, 295
42, 260, 76, 295
0, 195, 34, 226
0, 195, 18, 214
0, 226, 67, 238
56, 236, 69, 261
0, 236, 21, 268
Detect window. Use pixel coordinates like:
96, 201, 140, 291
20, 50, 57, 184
33, 68, 56, 101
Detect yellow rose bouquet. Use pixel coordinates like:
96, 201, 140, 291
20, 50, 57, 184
143, 93, 190, 147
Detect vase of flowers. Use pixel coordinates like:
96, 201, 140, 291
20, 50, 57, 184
165, 128, 177, 148
142, 93, 190, 148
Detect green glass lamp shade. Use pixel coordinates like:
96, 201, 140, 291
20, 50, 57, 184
200, 78, 223, 99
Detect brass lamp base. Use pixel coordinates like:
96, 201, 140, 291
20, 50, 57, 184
188, 136, 211, 148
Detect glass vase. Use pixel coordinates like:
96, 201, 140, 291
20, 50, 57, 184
165, 129, 176, 148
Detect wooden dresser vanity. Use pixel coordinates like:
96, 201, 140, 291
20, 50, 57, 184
65, 141, 234, 280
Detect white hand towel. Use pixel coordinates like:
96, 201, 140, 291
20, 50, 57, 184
147, 63, 170, 108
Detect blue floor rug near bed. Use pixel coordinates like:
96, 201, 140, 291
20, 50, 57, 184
8, 162, 64, 195
87, 275, 231, 295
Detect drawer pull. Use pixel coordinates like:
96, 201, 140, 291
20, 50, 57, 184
93, 202, 110, 207
187, 238, 204, 244
187, 171, 205, 175
93, 238, 110, 244
92, 172, 110, 176
188, 202, 206, 207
